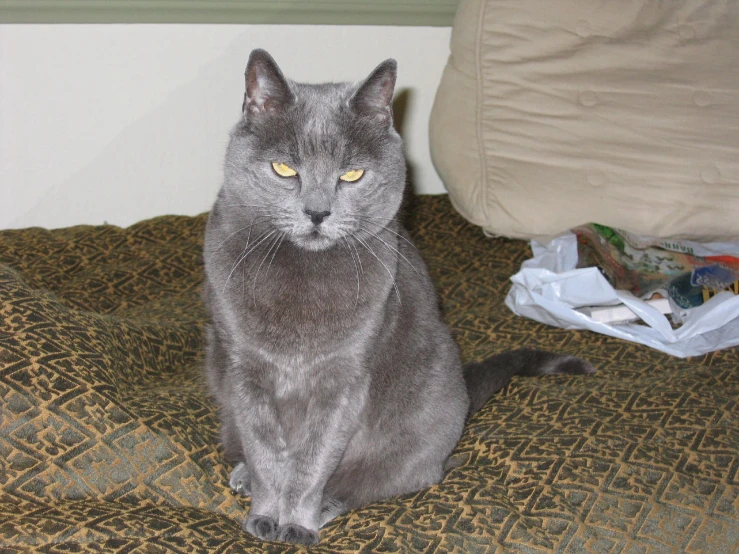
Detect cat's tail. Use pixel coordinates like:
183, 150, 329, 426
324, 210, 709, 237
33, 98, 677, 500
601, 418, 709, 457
463, 348, 595, 417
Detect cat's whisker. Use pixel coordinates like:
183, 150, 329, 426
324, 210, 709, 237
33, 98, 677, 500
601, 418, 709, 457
252, 232, 285, 306
350, 233, 401, 305
226, 228, 273, 288
338, 225, 365, 276
265, 233, 286, 278
353, 216, 419, 252
239, 224, 256, 300
237, 217, 268, 269
222, 229, 276, 293
346, 213, 396, 221
238, 217, 280, 298
259, 232, 286, 296
358, 225, 420, 276
341, 236, 361, 310
348, 234, 364, 276
207, 218, 269, 261
218, 204, 274, 209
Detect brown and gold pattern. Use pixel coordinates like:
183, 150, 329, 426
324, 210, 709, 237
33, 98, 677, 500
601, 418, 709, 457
1, 196, 737, 552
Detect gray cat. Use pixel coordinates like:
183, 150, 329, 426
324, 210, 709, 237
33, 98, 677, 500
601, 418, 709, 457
202, 49, 594, 545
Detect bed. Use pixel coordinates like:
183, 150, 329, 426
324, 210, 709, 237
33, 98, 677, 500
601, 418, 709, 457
1, 195, 737, 552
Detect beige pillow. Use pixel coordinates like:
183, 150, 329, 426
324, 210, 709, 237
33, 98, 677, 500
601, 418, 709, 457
430, 0, 739, 241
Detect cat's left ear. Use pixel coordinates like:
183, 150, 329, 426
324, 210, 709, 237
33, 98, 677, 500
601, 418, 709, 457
350, 59, 397, 123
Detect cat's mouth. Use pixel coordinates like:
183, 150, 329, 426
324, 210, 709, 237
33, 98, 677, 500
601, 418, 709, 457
292, 227, 337, 252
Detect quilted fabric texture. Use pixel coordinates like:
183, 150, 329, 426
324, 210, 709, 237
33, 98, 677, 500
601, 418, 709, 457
1, 195, 737, 553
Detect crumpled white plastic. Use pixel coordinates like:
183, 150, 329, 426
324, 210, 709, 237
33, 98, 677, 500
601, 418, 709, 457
504, 233, 739, 358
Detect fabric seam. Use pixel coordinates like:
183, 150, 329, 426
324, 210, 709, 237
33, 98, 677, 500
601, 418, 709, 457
473, 0, 489, 227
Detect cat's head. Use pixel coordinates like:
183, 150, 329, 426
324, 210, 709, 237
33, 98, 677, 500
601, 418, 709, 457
222, 49, 407, 252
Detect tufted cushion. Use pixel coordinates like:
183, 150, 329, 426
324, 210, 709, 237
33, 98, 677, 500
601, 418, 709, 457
430, 0, 739, 241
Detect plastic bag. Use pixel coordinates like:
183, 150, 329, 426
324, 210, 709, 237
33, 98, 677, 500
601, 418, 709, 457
505, 233, 739, 358
573, 223, 739, 308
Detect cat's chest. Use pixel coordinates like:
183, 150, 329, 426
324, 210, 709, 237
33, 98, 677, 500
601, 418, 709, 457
227, 238, 393, 310
206, 216, 401, 350
221, 251, 390, 353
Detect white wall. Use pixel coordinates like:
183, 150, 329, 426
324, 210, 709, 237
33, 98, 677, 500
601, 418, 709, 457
0, 24, 452, 230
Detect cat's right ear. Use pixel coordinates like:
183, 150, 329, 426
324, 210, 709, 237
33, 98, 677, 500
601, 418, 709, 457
243, 49, 294, 116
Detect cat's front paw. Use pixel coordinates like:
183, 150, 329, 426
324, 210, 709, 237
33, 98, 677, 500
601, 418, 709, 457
228, 461, 251, 496
278, 523, 319, 545
243, 514, 278, 541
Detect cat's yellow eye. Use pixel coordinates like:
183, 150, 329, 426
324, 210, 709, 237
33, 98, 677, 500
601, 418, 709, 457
339, 169, 365, 183
271, 162, 297, 178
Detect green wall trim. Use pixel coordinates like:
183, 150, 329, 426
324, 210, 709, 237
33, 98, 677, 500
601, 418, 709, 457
0, 0, 459, 26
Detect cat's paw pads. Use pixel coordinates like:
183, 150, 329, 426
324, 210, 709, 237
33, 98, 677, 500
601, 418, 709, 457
243, 514, 278, 541
278, 523, 319, 545
228, 462, 251, 496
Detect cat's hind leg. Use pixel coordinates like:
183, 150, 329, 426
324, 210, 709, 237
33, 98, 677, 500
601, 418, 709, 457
319, 496, 347, 528
326, 452, 445, 514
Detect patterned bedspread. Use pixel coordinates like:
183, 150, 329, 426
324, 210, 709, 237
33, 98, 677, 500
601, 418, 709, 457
1, 195, 737, 553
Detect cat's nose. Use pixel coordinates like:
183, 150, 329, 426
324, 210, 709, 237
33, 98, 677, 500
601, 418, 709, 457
304, 209, 331, 225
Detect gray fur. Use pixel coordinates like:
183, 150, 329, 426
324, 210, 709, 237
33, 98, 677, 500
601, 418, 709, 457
203, 49, 594, 545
